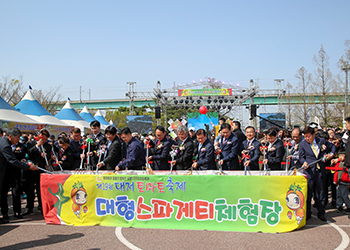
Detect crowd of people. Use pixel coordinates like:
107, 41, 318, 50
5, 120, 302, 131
1, 117, 350, 224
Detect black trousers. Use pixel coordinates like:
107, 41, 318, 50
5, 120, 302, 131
307, 170, 325, 217
25, 170, 41, 210
1, 170, 22, 215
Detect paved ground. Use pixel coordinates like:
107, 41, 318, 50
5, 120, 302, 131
0, 195, 349, 249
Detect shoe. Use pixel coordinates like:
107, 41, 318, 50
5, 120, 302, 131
318, 214, 327, 222
23, 210, 33, 216
344, 208, 350, 214
0, 218, 9, 224
14, 213, 23, 219
337, 207, 344, 213
2, 214, 9, 220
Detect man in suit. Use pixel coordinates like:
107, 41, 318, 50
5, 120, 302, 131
170, 125, 194, 170
69, 128, 84, 169
87, 120, 107, 168
232, 121, 246, 151
217, 123, 239, 170
97, 125, 122, 170
26, 129, 52, 215
116, 127, 146, 171
241, 126, 261, 170
53, 136, 74, 170
192, 129, 215, 170
286, 128, 303, 169
1, 139, 27, 220
0, 128, 37, 222
263, 128, 285, 170
299, 126, 335, 222
147, 126, 171, 170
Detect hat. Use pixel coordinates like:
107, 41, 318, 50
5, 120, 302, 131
309, 122, 318, 128
189, 127, 195, 132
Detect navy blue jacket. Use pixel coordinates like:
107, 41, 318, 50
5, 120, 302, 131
219, 133, 239, 170
117, 137, 145, 170
241, 138, 261, 170
299, 137, 336, 178
0, 137, 30, 172
266, 139, 285, 170
151, 137, 171, 170
194, 138, 216, 170
69, 139, 83, 169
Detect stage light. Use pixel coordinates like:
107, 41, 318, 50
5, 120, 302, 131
219, 99, 223, 104
186, 96, 189, 100
224, 99, 228, 103
191, 100, 194, 103
213, 99, 218, 103
235, 96, 238, 99
207, 100, 211, 104
240, 95, 243, 99
208, 96, 211, 99
222, 105, 226, 109
217, 105, 221, 109
230, 99, 234, 103
173, 97, 176, 100
174, 100, 178, 104
185, 100, 189, 104
179, 100, 183, 104
197, 100, 201, 104
206, 106, 210, 110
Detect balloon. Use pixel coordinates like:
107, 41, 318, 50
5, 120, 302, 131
199, 106, 207, 115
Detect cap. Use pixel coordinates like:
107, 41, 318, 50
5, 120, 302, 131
189, 127, 195, 132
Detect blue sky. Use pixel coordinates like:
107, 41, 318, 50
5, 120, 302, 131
1, 1, 349, 102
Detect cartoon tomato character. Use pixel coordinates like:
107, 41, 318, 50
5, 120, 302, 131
71, 181, 88, 218
286, 183, 305, 225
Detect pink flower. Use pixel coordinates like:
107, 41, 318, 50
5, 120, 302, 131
201, 148, 206, 152
269, 147, 276, 152
322, 145, 327, 151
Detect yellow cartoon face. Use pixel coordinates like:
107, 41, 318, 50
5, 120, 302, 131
286, 192, 301, 210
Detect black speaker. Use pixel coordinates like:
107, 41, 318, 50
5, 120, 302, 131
155, 106, 161, 119
250, 104, 257, 119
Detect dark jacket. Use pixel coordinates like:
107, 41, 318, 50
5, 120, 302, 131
152, 137, 171, 170
241, 138, 261, 170
233, 128, 246, 152
266, 139, 285, 170
0, 137, 30, 172
299, 137, 336, 178
102, 137, 122, 170
56, 146, 75, 170
27, 140, 52, 169
194, 138, 216, 170
69, 139, 83, 169
117, 137, 146, 170
219, 133, 239, 170
174, 137, 194, 170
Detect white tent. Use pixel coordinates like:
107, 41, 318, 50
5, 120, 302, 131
15, 87, 68, 126
0, 95, 39, 124
79, 105, 96, 124
55, 99, 90, 131
94, 110, 109, 129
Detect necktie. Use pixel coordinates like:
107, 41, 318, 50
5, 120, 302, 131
311, 143, 318, 157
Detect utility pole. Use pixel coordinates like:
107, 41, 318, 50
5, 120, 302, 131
342, 61, 350, 117
274, 79, 284, 113
127, 82, 136, 115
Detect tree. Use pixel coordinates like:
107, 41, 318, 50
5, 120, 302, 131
312, 45, 334, 127
32, 86, 64, 114
293, 67, 313, 127
0, 75, 25, 105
